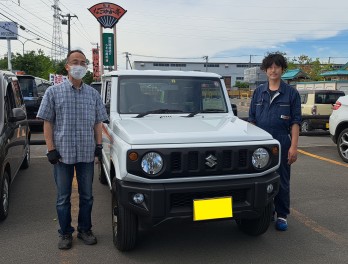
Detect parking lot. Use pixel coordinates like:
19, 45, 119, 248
0, 132, 347, 264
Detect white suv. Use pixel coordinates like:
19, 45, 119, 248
329, 95, 348, 163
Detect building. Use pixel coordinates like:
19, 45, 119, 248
133, 61, 261, 88
281, 69, 309, 86
296, 81, 348, 94
320, 62, 348, 81
244, 67, 267, 89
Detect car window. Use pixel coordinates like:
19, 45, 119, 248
315, 92, 344, 104
300, 93, 307, 104
36, 79, 51, 97
18, 77, 37, 97
11, 80, 23, 107
118, 76, 227, 114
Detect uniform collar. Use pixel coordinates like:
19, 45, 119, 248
261, 80, 286, 94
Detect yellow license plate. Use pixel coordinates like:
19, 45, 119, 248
193, 197, 233, 221
326, 123, 329, 129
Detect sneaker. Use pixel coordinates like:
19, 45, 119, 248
77, 230, 97, 245
275, 217, 288, 231
58, 234, 73, 250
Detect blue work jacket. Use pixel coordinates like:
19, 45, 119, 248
248, 81, 302, 137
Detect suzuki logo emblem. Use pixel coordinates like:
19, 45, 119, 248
205, 154, 217, 168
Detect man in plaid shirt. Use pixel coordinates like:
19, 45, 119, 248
37, 50, 108, 250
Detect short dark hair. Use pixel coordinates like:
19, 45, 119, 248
66, 49, 86, 61
261, 52, 288, 71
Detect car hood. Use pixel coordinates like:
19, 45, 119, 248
112, 115, 273, 145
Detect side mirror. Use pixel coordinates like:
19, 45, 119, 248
231, 103, 238, 116
9, 108, 26, 122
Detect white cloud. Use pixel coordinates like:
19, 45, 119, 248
3, 0, 348, 68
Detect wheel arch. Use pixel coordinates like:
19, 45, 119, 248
335, 121, 348, 142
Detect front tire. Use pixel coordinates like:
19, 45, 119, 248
337, 128, 348, 163
236, 202, 272, 236
0, 171, 10, 221
301, 120, 312, 133
112, 178, 138, 251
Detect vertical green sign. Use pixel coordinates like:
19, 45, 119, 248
103, 33, 114, 66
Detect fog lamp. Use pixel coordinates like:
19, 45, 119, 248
132, 193, 144, 204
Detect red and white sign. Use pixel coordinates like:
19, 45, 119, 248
49, 74, 67, 85
92, 48, 100, 80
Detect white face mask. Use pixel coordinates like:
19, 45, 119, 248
69, 65, 87, 80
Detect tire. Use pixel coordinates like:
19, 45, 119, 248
301, 120, 312, 133
236, 202, 272, 236
98, 162, 107, 185
111, 178, 138, 251
20, 141, 30, 170
0, 171, 10, 221
337, 128, 348, 163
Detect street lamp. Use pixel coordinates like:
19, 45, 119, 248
18, 38, 40, 55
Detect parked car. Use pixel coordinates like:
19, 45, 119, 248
299, 89, 345, 132
0, 71, 30, 221
99, 70, 280, 251
16, 75, 52, 130
329, 95, 348, 163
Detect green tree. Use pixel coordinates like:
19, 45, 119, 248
234, 81, 249, 89
11, 50, 55, 80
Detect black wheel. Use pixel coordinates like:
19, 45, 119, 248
0, 171, 10, 221
112, 178, 138, 251
20, 142, 30, 169
98, 162, 107, 185
236, 202, 272, 236
337, 128, 348, 163
301, 120, 312, 132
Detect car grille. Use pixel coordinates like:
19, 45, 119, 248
127, 145, 279, 179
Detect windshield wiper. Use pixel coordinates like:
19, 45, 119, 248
135, 109, 184, 118
185, 109, 225, 117
185, 111, 200, 117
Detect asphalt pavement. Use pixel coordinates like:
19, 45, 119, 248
0, 132, 347, 264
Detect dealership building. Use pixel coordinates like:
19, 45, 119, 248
133, 61, 262, 88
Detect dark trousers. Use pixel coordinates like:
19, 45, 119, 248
273, 134, 291, 218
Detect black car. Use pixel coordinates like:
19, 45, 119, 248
16, 75, 52, 130
0, 71, 30, 221
90, 81, 102, 94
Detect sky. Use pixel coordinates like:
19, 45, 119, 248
1, 0, 348, 72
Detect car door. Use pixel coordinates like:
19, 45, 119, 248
5, 80, 26, 172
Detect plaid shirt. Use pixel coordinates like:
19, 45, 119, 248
37, 80, 108, 164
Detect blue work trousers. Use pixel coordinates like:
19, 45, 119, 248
53, 162, 94, 235
273, 133, 291, 218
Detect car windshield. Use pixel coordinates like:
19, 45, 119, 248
118, 76, 227, 114
18, 77, 37, 97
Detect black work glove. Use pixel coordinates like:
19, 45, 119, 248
46, 149, 61, 164
95, 144, 103, 161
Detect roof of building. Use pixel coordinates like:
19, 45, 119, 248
320, 69, 348, 76
281, 69, 308, 80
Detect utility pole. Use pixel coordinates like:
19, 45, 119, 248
249, 55, 257, 68
124, 52, 132, 70
61, 13, 78, 54
203, 56, 208, 72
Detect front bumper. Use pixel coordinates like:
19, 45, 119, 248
115, 172, 279, 227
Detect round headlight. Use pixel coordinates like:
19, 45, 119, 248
141, 152, 163, 175
252, 148, 270, 169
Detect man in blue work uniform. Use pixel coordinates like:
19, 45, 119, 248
248, 53, 301, 231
